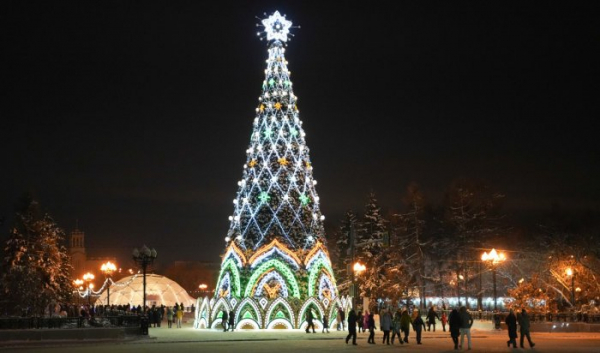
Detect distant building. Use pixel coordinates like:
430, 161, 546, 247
67, 228, 117, 281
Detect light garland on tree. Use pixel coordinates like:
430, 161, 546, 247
244, 259, 300, 298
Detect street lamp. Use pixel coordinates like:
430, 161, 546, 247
352, 262, 366, 309
83, 272, 95, 305
481, 248, 506, 311
566, 267, 576, 306
73, 279, 84, 305
132, 245, 157, 314
101, 261, 117, 306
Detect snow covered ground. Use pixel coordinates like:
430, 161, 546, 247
3, 320, 600, 352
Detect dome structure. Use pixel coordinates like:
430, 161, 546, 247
95, 274, 195, 308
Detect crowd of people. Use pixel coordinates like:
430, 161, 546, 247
344, 306, 536, 350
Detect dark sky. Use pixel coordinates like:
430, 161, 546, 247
2, 1, 598, 267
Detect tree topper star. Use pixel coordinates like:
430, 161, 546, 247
261, 11, 292, 42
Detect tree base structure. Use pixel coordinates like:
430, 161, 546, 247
194, 241, 350, 330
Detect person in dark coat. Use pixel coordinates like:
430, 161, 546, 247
345, 309, 357, 345
228, 310, 235, 331
400, 310, 412, 343
322, 312, 329, 333
413, 310, 427, 344
506, 309, 518, 348
305, 309, 316, 333
367, 312, 376, 344
391, 310, 403, 345
517, 309, 535, 348
448, 308, 461, 350
221, 309, 228, 332
458, 306, 473, 350
427, 306, 440, 331
356, 311, 363, 332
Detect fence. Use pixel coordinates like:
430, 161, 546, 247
0, 315, 142, 330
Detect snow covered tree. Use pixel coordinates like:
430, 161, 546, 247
1, 195, 73, 316
334, 209, 357, 293
356, 192, 389, 303
394, 182, 432, 309
442, 179, 504, 308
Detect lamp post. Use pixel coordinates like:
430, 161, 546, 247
352, 262, 366, 309
132, 245, 157, 314
481, 248, 506, 311
74, 279, 84, 305
83, 272, 95, 305
199, 283, 208, 297
566, 268, 576, 306
101, 261, 117, 306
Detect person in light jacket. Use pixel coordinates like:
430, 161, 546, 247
380, 309, 392, 345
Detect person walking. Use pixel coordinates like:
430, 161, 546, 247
362, 310, 369, 333
340, 308, 346, 331
441, 311, 448, 332
380, 308, 392, 345
356, 311, 363, 332
427, 306, 440, 331
400, 310, 412, 344
458, 306, 473, 350
449, 308, 461, 350
305, 309, 316, 333
518, 309, 536, 348
228, 310, 235, 331
166, 306, 173, 328
345, 309, 358, 345
413, 309, 426, 344
337, 308, 342, 331
367, 312, 376, 344
322, 312, 330, 333
175, 304, 183, 328
221, 309, 228, 332
506, 309, 518, 348
391, 310, 403, 345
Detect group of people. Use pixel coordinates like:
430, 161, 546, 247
505, 308, 536, 349
147, 303, 186, 328
344, 306, 535, 350
221, 309, 235, 332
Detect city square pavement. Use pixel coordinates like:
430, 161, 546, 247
3, 320, 600, 353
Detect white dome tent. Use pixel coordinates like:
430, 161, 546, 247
95, 274, 195, 309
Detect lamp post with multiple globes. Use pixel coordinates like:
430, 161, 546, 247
481, 248, 506, 311
101, 261, 117, 306
132, 245, 157, 313
73, 279, 84, 305
82, 272, 95, 305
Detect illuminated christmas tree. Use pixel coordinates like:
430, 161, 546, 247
195, 11, 349, 330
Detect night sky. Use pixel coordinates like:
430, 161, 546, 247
2, 2, 598, 267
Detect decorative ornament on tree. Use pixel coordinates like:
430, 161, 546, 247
260, 11, 293, 42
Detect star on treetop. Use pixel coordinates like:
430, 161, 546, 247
259, 11, 293, 43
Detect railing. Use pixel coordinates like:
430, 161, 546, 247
435, 309, 600, 324
0, 315, 142, 330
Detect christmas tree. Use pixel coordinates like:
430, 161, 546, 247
195, 11, 349, 330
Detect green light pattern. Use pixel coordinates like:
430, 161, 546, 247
244, 259, 300, 298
